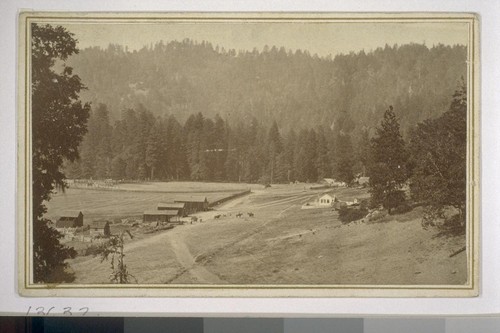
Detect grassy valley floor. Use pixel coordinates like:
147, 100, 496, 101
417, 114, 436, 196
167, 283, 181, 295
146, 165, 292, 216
65, 183, 467, 286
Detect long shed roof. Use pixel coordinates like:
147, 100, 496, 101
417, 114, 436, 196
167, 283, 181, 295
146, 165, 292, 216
157, 202, 185, 209
59, 211, 82, 218
174, 196, 208, 203
143, 210, 179, 216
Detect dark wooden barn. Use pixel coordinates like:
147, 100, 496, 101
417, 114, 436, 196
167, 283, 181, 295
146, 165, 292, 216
56, 211, 84, 228
90, 220, 111, 237
157, 202, 186, 217
143, 210, 179, 223
174, 196, 209, 214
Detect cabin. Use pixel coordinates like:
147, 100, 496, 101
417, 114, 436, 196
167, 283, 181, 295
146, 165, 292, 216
157, 202, 186, 217
174, 196, 209, 214
318, 194, 337, 207
143, 210, 179, 223
56, 211, 84, 229
90, 220, 111, 237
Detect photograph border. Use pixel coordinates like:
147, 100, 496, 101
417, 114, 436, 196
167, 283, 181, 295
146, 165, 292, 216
17, 11, 480, 298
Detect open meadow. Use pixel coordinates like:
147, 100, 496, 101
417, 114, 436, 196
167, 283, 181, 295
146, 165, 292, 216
46, 181, 254, 221
63, 182, 467, 285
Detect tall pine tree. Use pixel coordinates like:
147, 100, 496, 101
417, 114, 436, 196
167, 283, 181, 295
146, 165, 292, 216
368, 106, 408, 213
334, 131, 354, 184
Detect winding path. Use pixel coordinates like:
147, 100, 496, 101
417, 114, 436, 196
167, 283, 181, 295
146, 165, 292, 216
166, 231, 225, 284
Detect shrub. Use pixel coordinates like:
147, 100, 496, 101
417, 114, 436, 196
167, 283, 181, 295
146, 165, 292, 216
359, 199, 370, 210
438, 213, 466, 236
338, 206, 368, 224
383, 190, 407, 214
84, 241, 108, 256
367, 209, 387, 222
391, 202, 413, 215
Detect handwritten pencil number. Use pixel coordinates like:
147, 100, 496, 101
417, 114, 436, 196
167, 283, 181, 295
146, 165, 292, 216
26, 306, 89, 316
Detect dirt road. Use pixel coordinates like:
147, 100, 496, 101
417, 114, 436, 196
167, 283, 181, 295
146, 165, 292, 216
165, 230, 225, 284
163, 188, 313, 284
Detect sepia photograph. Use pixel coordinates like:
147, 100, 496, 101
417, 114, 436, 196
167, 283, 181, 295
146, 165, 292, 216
18, 12, 479, 297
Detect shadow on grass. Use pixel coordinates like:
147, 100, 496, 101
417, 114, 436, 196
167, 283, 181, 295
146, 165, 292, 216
367, 206, 424, 224
434, 224, 466, 238
44, 265, 76, 284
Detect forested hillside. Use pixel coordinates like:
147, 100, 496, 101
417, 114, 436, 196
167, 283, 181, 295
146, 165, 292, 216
64, 104, 346, 184
64, 40, 467, 184
68, 41, 466, 135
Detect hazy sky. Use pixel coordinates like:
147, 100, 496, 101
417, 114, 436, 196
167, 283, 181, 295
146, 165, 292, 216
62, 21, 469, 57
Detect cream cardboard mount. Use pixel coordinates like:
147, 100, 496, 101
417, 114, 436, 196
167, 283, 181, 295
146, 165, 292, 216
17, 12, 480, 297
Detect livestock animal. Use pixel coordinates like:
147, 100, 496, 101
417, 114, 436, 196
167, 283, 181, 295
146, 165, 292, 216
247, 212, 254, 217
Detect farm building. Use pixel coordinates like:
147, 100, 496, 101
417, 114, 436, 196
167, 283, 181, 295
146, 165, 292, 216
143, 210, 180, 223
319, 193, 337, 207
322, 178, 347, 187
90, 220, 111, 237
174, 196, 209, 214
157, 202, 186, 217
56, 211, 84, 229
322, 178, 335, 185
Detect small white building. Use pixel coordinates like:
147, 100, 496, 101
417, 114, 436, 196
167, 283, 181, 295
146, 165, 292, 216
318, 193, 336, 206
322, 178, 347, 187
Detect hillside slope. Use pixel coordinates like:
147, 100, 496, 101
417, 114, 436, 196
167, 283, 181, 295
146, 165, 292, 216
67, 41, 466, 134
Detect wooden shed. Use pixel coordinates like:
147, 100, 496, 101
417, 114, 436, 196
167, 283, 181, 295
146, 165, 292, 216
143, 210, 179, 223
174, 196, 209, 214
90, 220, 111, 237
157, 202, 186, 217
56, 211, 84, 228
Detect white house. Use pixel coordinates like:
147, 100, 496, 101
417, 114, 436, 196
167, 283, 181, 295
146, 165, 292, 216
318, 193, 336, 206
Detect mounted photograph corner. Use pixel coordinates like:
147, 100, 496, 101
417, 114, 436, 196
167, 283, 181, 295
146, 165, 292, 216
17, 12, 479, 297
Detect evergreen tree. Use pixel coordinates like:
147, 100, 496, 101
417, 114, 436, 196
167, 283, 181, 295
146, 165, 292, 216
224, 126, 241, 182
110, 155, 127, 179
267, 121, 283, 183
409, 82, 467, 227
93, 104, 113, 178
315, 127, 332, 180
304, 129, 319, 182
212, 115, 228, 180
200, 117, 215, 180
185, 113, 205, 180
356, 128, 371, 176
335, 131, 355, 184
165, 115, 187, 180
368, 106, 408, 213
77, 103, 112, 179
282, 129, 297, 182
145, 118, 167, 179
133, 106, 155, 180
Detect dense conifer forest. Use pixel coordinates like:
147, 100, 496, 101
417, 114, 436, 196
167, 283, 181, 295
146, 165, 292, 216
64, 40, 466, 185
